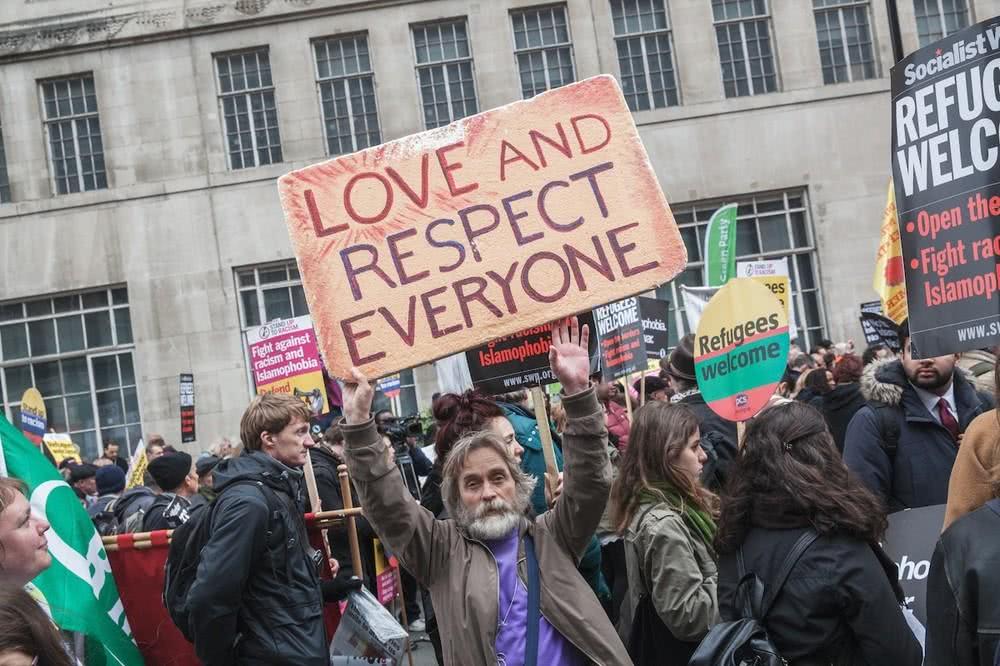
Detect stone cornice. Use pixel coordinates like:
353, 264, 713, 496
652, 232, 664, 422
0, 0, 409, 61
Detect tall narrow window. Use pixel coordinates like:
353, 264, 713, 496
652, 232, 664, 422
711, 0, 778, 98
216, 49, 282, 169
511, 5, 576, 99
813, 0, 877, 84
40, 74, 107, 194
611, 0, 679, 111
914, 0, 969, 46
314, 35, 382, 156
412, 20, 479, 129
0, 118, 9, 203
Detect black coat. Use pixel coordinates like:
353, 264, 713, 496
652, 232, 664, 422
718, 527, 922, 666
307, 446, 377, 585
141, 493, 196, 531
186, 451, 326, 666
677, 391, 737, 490
926, 499, 1000, 666
822, 383, 866, 452
843, 358, 993, 511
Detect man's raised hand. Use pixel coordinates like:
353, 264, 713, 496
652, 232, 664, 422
343, 368, 374, 425
548, 316, 591, 396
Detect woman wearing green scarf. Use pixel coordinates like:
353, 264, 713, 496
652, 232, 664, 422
609, 402, 720, 665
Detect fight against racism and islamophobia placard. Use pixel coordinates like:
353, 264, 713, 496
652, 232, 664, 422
278, 75, 686, 379
465, 313, 599, 395
892, 17, 1000, 357
246, 315, 330, 417
694, 279, 790, 422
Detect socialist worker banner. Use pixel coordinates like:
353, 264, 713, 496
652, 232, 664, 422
891, 17, 1000, 357
278, 75, 686, 378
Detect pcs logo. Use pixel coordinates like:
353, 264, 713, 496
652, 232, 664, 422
735, 393, 749, 408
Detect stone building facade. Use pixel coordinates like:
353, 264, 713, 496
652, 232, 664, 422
0, 0, 994, 456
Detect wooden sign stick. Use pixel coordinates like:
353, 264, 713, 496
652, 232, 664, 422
623, 380, 633, 420
338, 464, 364, 579
640, 373, 647, 407
737, 421, 746, 449
530, 386, 559, 483
303, 453, 334, 565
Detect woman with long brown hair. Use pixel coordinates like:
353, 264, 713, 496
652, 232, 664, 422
715, 402, 921, 665
0, 586, 73, 666
610, 402, 719, 665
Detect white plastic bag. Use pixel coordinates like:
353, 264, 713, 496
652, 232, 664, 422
330, 586, 408, 663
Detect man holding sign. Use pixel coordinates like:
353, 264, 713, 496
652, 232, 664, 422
342, 317, 630, 665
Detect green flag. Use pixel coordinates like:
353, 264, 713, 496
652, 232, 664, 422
0, 416, 144, 666
703, 203, 738, 287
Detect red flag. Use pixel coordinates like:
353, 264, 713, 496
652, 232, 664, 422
106, 533, 198, 666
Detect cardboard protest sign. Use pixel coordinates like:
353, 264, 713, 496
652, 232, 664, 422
637, 296, 670, 361
465, 313, 598, 395
126, 443, 147, 490
278, 75, 686, 378
595, 298, 646, 381
42, 433, 81, 465
891, 18, 1000, 357
882, 504, 946, 624
694, 279, 790, 421
704, 203, 738, 286
247, 316, 329, 416
680, 284, 718, 332
19, 388, 46, 446
737, 258, 798, 341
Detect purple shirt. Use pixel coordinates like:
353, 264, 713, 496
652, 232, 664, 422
484, 528, 584, 666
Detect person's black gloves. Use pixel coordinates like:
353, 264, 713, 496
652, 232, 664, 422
321, 576, 363, 602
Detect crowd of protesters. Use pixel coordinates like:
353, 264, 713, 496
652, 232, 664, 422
4, 315, 1000, 665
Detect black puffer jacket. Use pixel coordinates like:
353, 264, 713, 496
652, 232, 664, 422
718, 526, 922, 666
843, 358, 993, 511
186, 451, 326, 666
821, 383, 866, 452
926, 499, 1000, 666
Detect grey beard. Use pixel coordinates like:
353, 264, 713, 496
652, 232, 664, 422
456, 496, 529, 541
466, 510, 524, 541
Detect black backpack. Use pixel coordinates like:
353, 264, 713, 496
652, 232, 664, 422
163, 479, 282, 641
688, 530, 818, 666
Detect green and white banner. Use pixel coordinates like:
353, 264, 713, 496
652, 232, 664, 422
0, 416, 143, 666
703, 203, 738, 287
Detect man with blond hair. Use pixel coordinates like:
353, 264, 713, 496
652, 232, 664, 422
342, 318, 631, 665
184, 392, 330, 665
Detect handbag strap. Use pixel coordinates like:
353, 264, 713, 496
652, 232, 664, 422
761, 530, 819, 619
525, 533, 540, 666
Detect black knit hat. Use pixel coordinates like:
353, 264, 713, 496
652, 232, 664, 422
96, 465, 126, 496
633, 375, 669, 398
69, 463, 97, 484
148, 452, 192, 492
662, 333, 696, 382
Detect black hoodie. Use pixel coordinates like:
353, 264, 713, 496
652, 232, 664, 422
186, 451, 326, 666
822, 383, 866, 452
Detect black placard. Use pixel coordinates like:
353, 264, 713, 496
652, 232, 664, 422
638, 297, 671, 361
180, 373, 196, 443
891, 17, 1000, 357
465, 313, 599, 395
881, 504, 946, 625
594, 297, 645, 381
